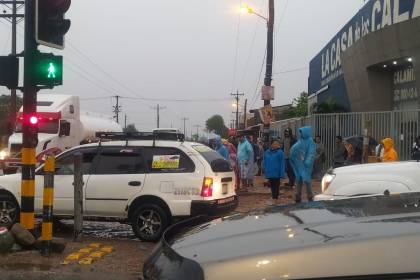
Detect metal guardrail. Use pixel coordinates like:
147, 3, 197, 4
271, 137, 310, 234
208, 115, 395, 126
270, 110, 420, 166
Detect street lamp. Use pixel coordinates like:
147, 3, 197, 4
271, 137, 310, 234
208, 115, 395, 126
241, 1, 275, 149
240, 4, 268, 22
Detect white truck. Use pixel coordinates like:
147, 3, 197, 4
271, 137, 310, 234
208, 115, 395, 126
0, 94, 122, 173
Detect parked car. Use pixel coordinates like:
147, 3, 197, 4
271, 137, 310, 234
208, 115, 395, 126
0, 133, 238, 241
143, 193, 420, 280
315, 161, 420, 201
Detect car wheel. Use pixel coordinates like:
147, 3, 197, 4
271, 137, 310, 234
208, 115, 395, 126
131, 204, 169, 242
0, 194, 19, 229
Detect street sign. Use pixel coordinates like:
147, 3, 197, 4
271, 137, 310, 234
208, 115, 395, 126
259, 105, 273, 125
261, 85, 274, 100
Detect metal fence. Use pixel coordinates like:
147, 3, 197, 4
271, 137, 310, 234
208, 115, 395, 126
270, 110, 420, 166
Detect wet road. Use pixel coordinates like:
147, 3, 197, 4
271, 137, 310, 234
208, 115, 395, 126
60, 220, 137, 240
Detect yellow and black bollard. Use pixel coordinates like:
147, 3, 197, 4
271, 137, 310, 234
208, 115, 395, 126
41, 156, 55, 256
20, 147, 36, 231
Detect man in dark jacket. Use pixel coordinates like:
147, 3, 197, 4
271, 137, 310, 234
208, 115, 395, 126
333, 136, 348, 168
282, 128, 297, 187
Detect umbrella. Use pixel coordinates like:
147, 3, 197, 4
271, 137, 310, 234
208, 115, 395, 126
344, 136, 378, 150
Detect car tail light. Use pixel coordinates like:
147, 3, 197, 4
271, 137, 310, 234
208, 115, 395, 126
201, 177, 213, 197
321, 173, 336, 192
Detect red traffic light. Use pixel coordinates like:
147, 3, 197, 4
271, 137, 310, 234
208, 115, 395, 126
29, 116, 39, 125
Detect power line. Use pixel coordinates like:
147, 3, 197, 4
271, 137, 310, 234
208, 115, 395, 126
239, 0, 265, 92
151, 104, 166, 128
273, 67, 308, 75
112, 95, 122, 124
250, 48, 267, 108
181, 117, 189, 136
231, 91, 244, 130
123, 96, 231, 103
231, 0, 242, 93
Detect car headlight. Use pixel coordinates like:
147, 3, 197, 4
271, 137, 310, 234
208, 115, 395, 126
0, 149, 9, 161
321, 173, 336, 192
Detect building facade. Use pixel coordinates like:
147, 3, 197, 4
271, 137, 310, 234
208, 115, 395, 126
308, 0, 420, 112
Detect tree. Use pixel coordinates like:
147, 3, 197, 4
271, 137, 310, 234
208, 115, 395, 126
281, 92, 308, 119
206, 115, 228, 138
0, 94, 23, 137
312, 97, 348, 114
123, 124, 138, 133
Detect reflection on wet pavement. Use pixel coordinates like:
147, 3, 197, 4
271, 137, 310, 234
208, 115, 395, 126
59, 220, 137, 240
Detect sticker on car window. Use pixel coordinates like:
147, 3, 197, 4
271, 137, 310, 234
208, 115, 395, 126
152, 155, 180, 169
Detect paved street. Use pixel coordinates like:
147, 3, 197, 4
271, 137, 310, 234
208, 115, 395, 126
0, 177, 321, 280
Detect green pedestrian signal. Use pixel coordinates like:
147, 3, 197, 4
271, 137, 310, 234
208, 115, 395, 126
33, 53, 63, 88
47, 63, 56, 79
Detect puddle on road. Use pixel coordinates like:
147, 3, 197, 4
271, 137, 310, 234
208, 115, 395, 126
59, 220, 137, 240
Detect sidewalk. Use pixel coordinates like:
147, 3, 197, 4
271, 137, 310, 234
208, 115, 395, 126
235, 175, 322, 213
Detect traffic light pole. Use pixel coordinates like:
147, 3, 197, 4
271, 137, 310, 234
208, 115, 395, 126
262, 0, 274, 149
21, 0, 38, 231
10, 0, 17, 135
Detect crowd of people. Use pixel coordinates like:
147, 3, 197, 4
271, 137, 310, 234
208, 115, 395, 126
210, 128, 420, 206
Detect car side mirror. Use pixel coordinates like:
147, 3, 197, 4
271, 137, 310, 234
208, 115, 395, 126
59, 120, 71, 137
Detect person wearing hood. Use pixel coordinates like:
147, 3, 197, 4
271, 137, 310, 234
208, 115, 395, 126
290, 126, 316, 203
382, 137, 398, 162
223, 138, 239, 189
237, 134, 254, 191
263, 139, 285, 205
215, 136, 229, 160
282, 128, 297, 187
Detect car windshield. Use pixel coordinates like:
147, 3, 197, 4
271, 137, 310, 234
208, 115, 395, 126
192, 145, 232, 172
15, 119, 59, 134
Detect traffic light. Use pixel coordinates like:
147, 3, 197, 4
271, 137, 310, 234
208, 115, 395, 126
24, 114, 39, 147
35, 0, 71, 49
0, 56, 19, 89
33, 53, 63, 88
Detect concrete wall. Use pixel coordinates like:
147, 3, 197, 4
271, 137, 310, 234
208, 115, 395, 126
342, 17, 420, 112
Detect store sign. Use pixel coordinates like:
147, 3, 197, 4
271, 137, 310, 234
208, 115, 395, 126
309, 0, 420, 94
393, 67, 418, 102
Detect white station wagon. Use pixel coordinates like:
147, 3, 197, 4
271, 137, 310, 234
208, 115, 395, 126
0, 132, 238, 241
315, 161, 420, 201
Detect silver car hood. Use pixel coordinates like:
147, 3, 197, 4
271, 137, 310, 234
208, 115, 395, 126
171, 195, 420, 264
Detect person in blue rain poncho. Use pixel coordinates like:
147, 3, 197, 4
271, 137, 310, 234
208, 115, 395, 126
237, 134, 254, 192
215, 136, 229, 160
290, 126, 316, 203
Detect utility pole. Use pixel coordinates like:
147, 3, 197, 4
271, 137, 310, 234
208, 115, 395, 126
0, 0, 24, 136
243, 99, 248, 130
262, 0, 275, 148
112, 95, 122, 123
193, 124, 201, 141
10, 0, 17, 135
124, 114, 127, 130
231, 91, 244, 130
151, 104, 166, 128
181, 117, 189, 136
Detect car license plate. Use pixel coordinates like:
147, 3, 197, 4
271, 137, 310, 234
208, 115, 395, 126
218, 196, 234, 205
222, 184, 228, 195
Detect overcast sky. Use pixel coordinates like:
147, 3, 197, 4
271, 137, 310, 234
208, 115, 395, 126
0, 0, 365, 135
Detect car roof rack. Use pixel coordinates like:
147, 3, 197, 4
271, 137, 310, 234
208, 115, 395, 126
95, 131, 185, 147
